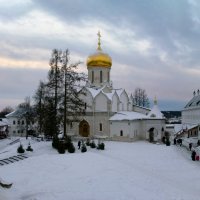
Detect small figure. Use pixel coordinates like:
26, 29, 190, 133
179, 138, 182, 146
78, 141, 81, 149
191, 150, 196, 161
189, 143, 192, 151
174, 138, 176, 145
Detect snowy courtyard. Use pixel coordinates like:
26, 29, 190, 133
0, 138, 200, 200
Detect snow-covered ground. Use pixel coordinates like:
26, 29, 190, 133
0, 138, 200, 200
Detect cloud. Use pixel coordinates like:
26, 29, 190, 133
1, 0, 200, 110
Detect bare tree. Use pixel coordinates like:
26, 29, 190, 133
133, 88, 150, 108
0, 106, 13, 118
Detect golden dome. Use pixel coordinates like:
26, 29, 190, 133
87, 31, 112, 68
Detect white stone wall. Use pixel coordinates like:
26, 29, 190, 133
119, 91, 129, 111
7, 117, 27, 137
182, 107, 200, 125
88, 66, 111, 87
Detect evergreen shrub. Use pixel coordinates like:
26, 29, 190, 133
52, 136, 59, 149
86, 139, 90, 146
81, 144, 87, 153
17, 144, 25, 153
57, 142, 66, 154
97, 143, 105, 150
26, 143, 33, 151
90, 141, 96, 148
64, 136, 72, 150
68, 143, 75, 153
166, 139, 171, 146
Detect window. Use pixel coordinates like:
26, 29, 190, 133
18, 130, 20, 133
92, 71, 94, 83
13, 120, 15, 125
120, 130, 123, 136
108, 71, 110, 82
100, 71, 103, 83
99, 123, 102, 131
84, 103, 87, 110
21, 130, 23, 133
22, 120, 24, 125
18, 120, 20, 125
70, 122, 73, 129
13, 131, 16, 134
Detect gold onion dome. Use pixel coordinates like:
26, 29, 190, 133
87, 31, 112, 68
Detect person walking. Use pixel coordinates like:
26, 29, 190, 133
191, 150, 196, 161
189, 143, 192, 151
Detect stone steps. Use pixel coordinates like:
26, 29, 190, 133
0, 154, 28, 166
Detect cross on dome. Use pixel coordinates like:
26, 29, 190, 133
97, 31, 102, 51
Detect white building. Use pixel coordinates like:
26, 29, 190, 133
68, 32, 166, 142
182, 90, 200, 139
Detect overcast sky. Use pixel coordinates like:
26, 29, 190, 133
0, 0, 200, 111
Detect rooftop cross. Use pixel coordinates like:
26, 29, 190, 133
97, 31, 102, 51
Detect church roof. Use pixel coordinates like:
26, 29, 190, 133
147, 104, 164, 119
109, 111, 148, 121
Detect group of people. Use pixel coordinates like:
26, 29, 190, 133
174, 138, 199, 161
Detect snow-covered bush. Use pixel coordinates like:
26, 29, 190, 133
90, 141, 96, 148
97, 143, 105, 150
57, 142, 65, 154
52, 136, 59, 149
26, 143, 33, 152
86, 139, 90, 146
81, 144, 87, 153
166, 139, 170, 146
68, 143, 75, 153
17, 144, 25, 153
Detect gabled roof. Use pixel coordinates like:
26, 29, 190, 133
6, 108, 26, 118
184, 94, 200, 108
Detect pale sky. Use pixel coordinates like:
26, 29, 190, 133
1, 0, 200, 111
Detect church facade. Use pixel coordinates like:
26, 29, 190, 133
67, 32, 166, 142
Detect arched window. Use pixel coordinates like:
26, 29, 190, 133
92, 71, 94, 83
100, 70, 103, 83
99, 123, 102, 131
120, 130, 123, 136
84, 103, 87, 110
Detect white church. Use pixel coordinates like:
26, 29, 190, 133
67, 32, 166, 142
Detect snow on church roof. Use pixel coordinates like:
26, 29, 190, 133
147, 104, 164, 119
109, 111, 148, 121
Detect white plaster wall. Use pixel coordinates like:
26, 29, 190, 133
110, 121, 131, 137
95, 93, 108, 112
88, 67, 111, 87
182, 107, 200, 125
112, 94, 118, 112
80, 89, 93, 112
7, 117, 26, 137
120, 91, 129, 111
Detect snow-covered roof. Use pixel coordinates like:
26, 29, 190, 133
85, 87, 101, 98
86, 86, 121, 101
109, 111, 148, 121
184, 94, 200, 108
0, 118, 9, 126
6, 108, 26, 118
147, 104, 164, 119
